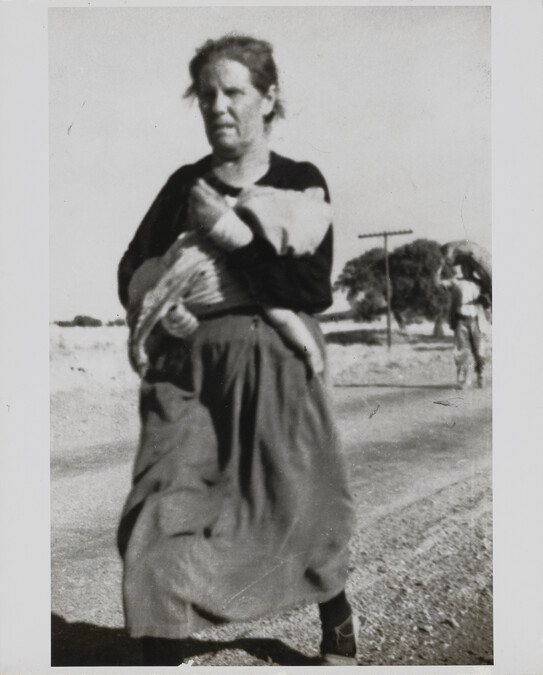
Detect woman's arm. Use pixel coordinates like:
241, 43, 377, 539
118, 168, 196, 309
118, 186, 170, 309
227, 161, 334, 313
228, 228, 333, 313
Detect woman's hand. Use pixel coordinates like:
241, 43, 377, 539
188, 179, 230, 232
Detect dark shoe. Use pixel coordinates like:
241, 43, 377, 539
320, 615, 359, 665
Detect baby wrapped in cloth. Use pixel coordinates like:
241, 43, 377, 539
127, 184, 332, 377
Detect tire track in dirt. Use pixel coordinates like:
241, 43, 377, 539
338, 384, 492, 665
347, 470, 492, 665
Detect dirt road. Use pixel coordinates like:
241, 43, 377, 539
51, 366, 492, 666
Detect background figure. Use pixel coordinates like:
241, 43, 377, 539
435, 258, 488, 389
116, 35, 357, 666
441, 240, 492, 310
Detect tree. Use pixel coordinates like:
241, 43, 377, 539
389, 239, 451, 332
334, 247, 387, 321
335, 238, 451, 334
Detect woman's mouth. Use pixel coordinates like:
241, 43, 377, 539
213, 122, 236, 133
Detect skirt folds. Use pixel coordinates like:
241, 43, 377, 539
118, 310, 354, 638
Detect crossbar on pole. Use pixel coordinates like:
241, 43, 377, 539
358, 229, 413, 239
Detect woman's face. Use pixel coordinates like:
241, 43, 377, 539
197, 58, 276, 159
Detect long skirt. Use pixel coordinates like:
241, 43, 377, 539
117, 310, 354, 639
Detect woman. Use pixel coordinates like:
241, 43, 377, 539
117, 34, 357, 666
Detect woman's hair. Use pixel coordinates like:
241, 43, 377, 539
185, 34, 285, 124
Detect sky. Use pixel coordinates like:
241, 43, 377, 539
49, 5, 491, 320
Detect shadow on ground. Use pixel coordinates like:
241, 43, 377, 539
335, 383, 455, 390
51, 614, 318, 667
412, 345, 452, 351
324, 327, 453, 347
325, 329, 383, 346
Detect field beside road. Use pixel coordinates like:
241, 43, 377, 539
50, 319, 492, 666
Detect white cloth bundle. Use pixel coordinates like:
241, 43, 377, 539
127, 233, 250, 374
127, 186, 332, 376
236, 186, 332, 256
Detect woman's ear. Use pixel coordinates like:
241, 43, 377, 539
261, 84, 277, 118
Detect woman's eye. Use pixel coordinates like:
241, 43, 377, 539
198, 88, 243, 106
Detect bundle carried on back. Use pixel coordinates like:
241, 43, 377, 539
441, 239, 492, 301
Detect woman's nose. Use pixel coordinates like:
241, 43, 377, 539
211, 90, 228, 114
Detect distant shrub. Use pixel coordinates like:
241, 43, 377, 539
54, 315, 103, 327
106, 318, 126, 327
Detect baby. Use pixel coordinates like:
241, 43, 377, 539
127, 184, 331, 378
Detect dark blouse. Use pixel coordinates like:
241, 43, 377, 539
118, 151, 334, 314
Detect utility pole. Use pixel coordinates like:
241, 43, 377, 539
358, 229, 413, 349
